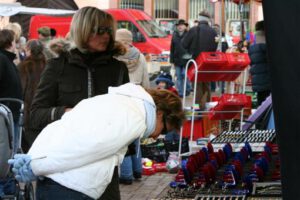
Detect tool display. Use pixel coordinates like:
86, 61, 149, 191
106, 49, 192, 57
211, 129, 276, 152
163, 140, 281, 200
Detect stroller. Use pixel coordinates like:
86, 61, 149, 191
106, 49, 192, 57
0, 98, 34, 200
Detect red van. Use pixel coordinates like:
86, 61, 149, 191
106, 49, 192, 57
28, 9, 171, 64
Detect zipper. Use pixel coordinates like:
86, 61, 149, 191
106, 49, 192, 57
87, 68, 93, 98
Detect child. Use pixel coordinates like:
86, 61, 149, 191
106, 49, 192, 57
155, 72, 179, 96
155, 72, 179, 141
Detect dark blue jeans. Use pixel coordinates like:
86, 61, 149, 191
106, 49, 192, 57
36, 167, 120, 200
120, 139, 142, 180
175, 66, 191, 97
36, 178, 93, 200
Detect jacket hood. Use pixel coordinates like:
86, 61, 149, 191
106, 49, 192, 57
108, 83, 155, 106
255, 31, 266, 44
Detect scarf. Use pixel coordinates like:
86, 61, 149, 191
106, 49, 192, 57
115, 46, 140, 72
198, 15, 210, 23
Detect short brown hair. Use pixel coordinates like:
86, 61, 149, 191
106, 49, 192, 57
0, 29, 15, 49
199, 10, 211, 18
146, 88, 185, 130
38, 26, 51, 37
70, 7, 116, 53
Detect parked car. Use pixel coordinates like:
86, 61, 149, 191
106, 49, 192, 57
28, 9, 171, 73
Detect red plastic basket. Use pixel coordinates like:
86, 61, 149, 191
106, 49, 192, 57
209, 94, 248, 120
187, 52, 228, 82
225, 53, 250, 70
223, 53, 251, 81
182, 119, 204, 140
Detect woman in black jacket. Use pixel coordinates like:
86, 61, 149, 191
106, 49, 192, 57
0, 29, 22, 145
28, 7, 129, 200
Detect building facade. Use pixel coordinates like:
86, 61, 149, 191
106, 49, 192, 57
0, 0, 262, 39
83, 0, 263, 35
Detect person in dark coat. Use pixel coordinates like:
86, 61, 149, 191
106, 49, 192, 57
248, 20, 271, 106
18, 39, 46, 152
170, 19, 192, 97
28, 7, 129, 200
0, 29, 23, 146
182, 11, 218, 109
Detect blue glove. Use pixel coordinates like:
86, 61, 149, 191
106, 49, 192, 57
8, 154, 37, 183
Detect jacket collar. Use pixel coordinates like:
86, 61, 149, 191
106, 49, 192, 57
68, 48, 113, 68
0, 49, 16, 62
175, 30, 187, 37
198, 21, 209, 26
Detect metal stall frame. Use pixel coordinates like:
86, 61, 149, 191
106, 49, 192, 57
178, 59, 247, 157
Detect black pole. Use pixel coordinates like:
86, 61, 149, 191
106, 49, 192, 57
263, 1, 300, 199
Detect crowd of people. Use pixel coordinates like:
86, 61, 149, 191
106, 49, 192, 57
169, 12, 270, 107
1, 6, 184, 200
1, 5, 270, 200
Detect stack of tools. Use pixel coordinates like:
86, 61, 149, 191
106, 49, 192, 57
164, 140, 281, 199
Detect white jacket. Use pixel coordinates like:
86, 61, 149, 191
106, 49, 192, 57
28, 83, 155, 199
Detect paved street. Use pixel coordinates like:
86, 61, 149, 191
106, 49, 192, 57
119, 94, 195, 200
120, 172, 174, 200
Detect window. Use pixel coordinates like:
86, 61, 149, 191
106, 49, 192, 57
117, 21, 145, 42
154, 0, 178, 19
225, 0, 250, 20
119, 0, 144, 10
189, 0, 214, 21
137, 20, 167, 38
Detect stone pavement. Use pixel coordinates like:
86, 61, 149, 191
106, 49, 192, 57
120, 172, 174, 200
119, 93, 195, 200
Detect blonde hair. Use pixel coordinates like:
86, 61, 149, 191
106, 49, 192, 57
70, 7, 116, 53
5, 22, 22, 42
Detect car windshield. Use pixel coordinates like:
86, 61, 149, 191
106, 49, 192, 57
137, 20, 167, 38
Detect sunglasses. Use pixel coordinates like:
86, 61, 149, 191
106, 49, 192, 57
161, 114, 168, 135
92, 27, 113, 35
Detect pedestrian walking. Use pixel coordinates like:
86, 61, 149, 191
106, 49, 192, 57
170, 19, 192, 98
182, 11, 218, 109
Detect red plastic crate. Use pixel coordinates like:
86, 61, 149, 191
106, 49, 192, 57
225, 53, 250, 70
219, 94, 248, 107
209, 94, 248, 120
153, 162, 168, 172
187, 52, 228, 82
223, 53, 251, 81
182, 119, 204, 140
142, 167, 155, 176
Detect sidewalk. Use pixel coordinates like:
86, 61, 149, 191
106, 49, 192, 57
119, 94, 195, 200
120, 172, 174, 200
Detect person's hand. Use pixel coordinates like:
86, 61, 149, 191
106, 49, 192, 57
8, 154, 37, 183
